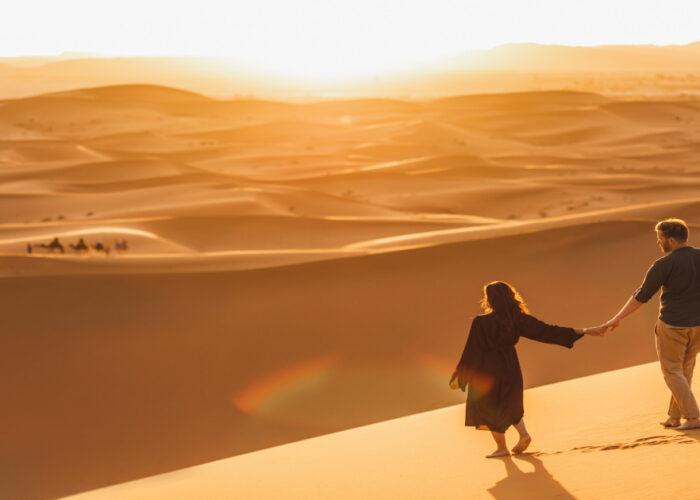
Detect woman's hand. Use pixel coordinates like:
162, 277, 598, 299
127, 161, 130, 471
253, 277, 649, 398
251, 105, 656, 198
449, 371, 460, 390
584, 325, 609, 336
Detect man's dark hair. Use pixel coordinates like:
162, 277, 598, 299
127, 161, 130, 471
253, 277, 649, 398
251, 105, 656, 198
655, 218, 689, 242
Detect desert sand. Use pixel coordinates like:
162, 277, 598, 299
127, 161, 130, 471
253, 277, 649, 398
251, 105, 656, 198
1, 82, 699, 499
63, 362, 700, 500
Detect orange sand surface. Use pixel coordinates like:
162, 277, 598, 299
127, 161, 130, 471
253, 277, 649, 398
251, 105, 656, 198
2, 84, 700, 499
65, 362, 700, 500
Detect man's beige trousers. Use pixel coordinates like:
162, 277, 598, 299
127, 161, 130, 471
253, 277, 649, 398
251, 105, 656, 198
655, 319, 700, 419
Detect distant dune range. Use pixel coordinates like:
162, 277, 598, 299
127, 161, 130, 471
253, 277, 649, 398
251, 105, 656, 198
1, 84, 700, 499
2, 42, 700, 98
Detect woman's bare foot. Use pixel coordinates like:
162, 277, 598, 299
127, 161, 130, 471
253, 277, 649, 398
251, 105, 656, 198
511, 434, 532, 454
677, 418, 700, 430
660, 417, 681, 428
488, 431, 509, 458
486, 448, 511, 458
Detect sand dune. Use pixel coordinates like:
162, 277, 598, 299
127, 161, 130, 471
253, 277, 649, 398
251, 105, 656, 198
0, 212, 685, 499
3, 83, 700, 499
4, 159, 198, 183
2, 197, 698, 273
64, 362, 700, 500
185, 120, 345, 144
433, 90, 613, 110
0, 143, 107, 163
51, 84, 210, 103
603, 100, 700, 122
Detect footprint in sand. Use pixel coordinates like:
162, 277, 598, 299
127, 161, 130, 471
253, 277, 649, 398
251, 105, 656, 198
534, 434, 698, 456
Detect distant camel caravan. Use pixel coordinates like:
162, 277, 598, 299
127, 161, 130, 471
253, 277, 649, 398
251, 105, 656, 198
35, 236, 65, 253
27, 236, 129, 255
69, 238, 88, 252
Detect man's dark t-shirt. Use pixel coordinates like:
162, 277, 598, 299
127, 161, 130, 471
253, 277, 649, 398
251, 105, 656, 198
634, 246, 700, 326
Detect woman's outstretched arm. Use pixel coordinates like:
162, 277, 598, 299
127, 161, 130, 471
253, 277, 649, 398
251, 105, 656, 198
518, 314, 604, 347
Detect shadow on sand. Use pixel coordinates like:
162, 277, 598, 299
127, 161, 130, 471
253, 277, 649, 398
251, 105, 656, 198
488, 454, 576, 500
487, 429, 700, 499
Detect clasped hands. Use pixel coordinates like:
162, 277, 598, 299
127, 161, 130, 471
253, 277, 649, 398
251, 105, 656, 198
585, 317, 622, 336
583, 325, 608, 336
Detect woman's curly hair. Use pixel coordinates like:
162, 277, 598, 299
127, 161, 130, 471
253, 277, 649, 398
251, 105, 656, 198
480, 281, 530, 330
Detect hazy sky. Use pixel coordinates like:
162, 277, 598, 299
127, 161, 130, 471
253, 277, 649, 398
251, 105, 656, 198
3, 0, 699, 79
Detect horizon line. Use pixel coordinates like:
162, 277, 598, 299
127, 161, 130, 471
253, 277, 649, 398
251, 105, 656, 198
3, 39, 700, 60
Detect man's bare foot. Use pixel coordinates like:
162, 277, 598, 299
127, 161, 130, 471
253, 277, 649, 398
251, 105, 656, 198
677, 418, 700, 430
511, 435, 532, 454
660, 417, 681, 428
486, 449, 511, 458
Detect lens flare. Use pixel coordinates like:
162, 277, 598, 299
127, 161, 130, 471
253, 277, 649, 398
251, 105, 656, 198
232, 354, 338, 415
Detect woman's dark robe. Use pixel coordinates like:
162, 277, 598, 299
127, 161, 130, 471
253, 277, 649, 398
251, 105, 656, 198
453, 312, 583, 433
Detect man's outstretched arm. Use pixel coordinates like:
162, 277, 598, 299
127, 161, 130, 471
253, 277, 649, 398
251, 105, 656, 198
605, 258, 664, 331
604, 295, 644, 330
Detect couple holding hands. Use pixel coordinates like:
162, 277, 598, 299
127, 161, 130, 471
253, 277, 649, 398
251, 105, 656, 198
449, 218, 700, 458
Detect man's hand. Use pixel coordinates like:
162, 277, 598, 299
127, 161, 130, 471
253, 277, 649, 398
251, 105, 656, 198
604, 318, 622, 331
604, 296, 643, 332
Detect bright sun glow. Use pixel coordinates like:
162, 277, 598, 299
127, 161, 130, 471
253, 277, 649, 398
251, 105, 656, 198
2, 0, 699, 82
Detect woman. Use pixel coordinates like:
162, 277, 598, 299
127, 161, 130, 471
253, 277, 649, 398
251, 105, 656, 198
449, 281, 606, 458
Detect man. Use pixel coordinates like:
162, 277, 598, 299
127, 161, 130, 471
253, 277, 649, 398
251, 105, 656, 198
605, 218, 700, 430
